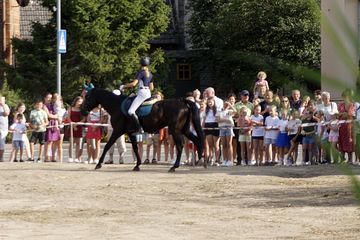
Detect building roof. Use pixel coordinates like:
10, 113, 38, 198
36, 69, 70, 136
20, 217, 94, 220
20, 0, 52, 40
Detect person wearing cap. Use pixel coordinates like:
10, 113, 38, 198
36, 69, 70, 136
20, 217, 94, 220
234, 90, 253, 116
120, 57, 154, 132
234, 90, 253, 165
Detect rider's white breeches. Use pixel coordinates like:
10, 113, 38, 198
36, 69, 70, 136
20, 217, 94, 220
128, 89, 151, 115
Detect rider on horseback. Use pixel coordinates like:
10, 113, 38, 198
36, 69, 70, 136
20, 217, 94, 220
119, 57, 154, 133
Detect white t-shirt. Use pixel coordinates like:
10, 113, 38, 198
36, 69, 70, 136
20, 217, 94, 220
214, 96, 224, 111
89, 111, 101, 122
216, 109, 234, 127
264, 116, 279, 140
204, 109, 217, 123
287, 119, 302, 135
10, 122, 27, 141
316, 102, 338, 121
278, 119, 288, 133
0, 104, 10, 136
250, 114, 264, 137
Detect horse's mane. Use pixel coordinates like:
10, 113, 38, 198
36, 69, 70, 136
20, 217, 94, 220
93, 88, 126, 101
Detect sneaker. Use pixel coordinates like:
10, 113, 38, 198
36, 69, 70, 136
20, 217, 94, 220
143, 159, 150, 164
105, 160, 114, 164
19, 159, 24, 162
226, 160, 233, 167
151, 159, 157, 164
68, 158, 74, 163
14, 159, 18, 162
84, 160, 89, 164
221, 160, 228, 167
89, 159, 95, 164
119, 158, 124, 164
74, 158, 80, 163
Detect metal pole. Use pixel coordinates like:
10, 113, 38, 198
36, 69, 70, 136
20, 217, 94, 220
56, 0, 61, 95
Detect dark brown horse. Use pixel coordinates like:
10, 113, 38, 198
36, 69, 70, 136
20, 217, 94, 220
81, 88, 204, 172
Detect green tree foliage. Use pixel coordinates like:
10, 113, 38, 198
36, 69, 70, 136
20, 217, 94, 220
188, 0, 320, 96
4, 0, 170, 102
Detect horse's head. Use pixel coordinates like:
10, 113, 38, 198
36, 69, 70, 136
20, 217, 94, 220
81, 88, 97, 116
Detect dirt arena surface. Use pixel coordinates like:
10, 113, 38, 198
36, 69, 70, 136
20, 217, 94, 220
0, 163, 359, 239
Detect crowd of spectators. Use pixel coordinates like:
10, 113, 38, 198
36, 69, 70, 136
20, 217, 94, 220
0, 72, 359, 167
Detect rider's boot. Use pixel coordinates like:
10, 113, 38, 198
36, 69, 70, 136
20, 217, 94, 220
129, 114, 143, 133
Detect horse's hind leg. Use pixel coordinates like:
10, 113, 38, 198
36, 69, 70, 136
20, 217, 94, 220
95, 131, 122, 170
129, 135, 141, 171
169, 134, 184, 172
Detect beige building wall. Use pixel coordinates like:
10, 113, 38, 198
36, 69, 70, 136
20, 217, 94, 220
2, 0, 20, 65
321, 0, 359, 100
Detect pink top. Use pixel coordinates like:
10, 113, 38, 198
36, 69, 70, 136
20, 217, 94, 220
255, 79, 269, 89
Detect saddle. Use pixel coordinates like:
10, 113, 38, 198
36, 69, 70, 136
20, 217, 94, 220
121, 95, 157, 117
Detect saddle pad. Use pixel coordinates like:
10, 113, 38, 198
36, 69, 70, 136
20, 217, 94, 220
121, 96, 153, 117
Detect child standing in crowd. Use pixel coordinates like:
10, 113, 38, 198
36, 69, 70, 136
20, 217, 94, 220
67, 96, 85, 163
300, 110, 318, 165
13, 102, 31, 161
251, 105, 264, 166
253, 71, 269, 98
286, 110, 302, 165
315, 110, 328, 164
203, 97, 220, 166
327, 112, 339, 163
216, 101, 236, 167
276, 109, 290, 165
29, 100, 48, 162
285, 110, 302, 165
9, 113, 27, 162
85, 105, 102, 164
144, 133, 159, 164
264, 105, 279, 165
237, 107, 252, 165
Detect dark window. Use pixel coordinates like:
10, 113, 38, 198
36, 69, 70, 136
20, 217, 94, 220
177, 64, 191, 80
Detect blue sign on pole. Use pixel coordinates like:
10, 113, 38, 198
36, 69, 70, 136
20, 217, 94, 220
58, 30, 67, 53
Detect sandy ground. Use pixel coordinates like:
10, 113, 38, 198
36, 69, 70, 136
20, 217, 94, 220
0, 162, 359, 240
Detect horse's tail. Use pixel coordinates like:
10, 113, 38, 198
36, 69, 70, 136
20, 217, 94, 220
184, 99, 205, 159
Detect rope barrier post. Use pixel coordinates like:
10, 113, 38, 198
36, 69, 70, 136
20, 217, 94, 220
70, 122, 74, 160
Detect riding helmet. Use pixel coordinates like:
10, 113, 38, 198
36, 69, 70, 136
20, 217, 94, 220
140, 56, 150, 66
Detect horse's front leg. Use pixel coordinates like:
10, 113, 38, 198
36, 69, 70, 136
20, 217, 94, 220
95, 131, 122, 170
169, 134, 184, 172
129, 135, 141, 171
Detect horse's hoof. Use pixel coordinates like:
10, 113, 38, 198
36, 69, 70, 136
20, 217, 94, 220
133, 166, 140, 171
168, 167, 176, 173
95, 164, 102, 170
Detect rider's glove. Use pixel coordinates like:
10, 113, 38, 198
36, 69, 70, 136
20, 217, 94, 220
119, 85, 125, 91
